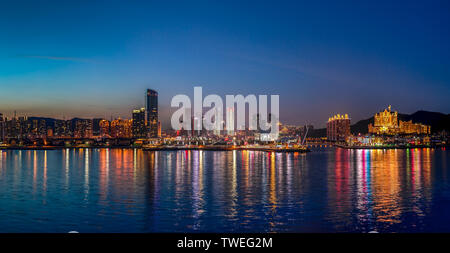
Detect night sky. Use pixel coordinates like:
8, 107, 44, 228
1, 0, 449, 128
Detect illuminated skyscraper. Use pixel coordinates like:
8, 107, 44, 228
146, 89, 158, 138
132, 108, 146, 138
99, 120, 110, 137
74, 119, 92, 138
55, 120, 70, 137
110, 118, 132, 138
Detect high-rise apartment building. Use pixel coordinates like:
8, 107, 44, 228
146, 89, 158, 138
92, 118, 103, 137
99, 120, 110, 138
327, 114, 351, 142
132, 108, 146, 138
110, 118, 132, 138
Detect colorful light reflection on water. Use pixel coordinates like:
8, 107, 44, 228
0, 148, 448, 232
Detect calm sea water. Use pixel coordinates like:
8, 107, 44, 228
0, 147, 449, 233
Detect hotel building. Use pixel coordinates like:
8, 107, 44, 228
146, 89, 158, 138
132, 108, 146, 138
327, 114, 351, 142
368, 106, 430, 135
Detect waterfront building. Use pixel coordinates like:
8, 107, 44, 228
368, 105, 430, 135
0, 113, 4, 142
110, 118, 132, 138
99, 120, 110, 138
22, 120, 32, 139
327, 114, 351, 141
92, 118, 103, 137
10, 116, 30, 139
74, 119, 92, 138
347, 135, 384, 146
31, 119, 38, 137
38, 119, 47, 138
399, 120, 431, 135
132, 108, 146, 138
368, 105, 399, 135
54, 120, 70, 137
146, 89, 158, 138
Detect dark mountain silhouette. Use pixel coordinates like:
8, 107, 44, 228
400, 111, 450, 133
310, 110, 450, 137
308, 128, 326, 138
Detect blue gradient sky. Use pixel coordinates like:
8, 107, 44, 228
1, 0, 449, 128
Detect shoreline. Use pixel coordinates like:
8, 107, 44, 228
334, 144, 442, 149
2, 144, 447, 151
143, 146, 310, 153
0, 146, 136, 150
0, 145, 311, 153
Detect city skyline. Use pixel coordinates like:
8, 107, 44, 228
1, 1, 450, 128
1, 1, 450, 239
0, 100, 447, 130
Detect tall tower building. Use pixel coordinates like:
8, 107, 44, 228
132, 108, 146, 138
99, 119, 110, 138
327, 114, 351, 142
146, 89, 158, 138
